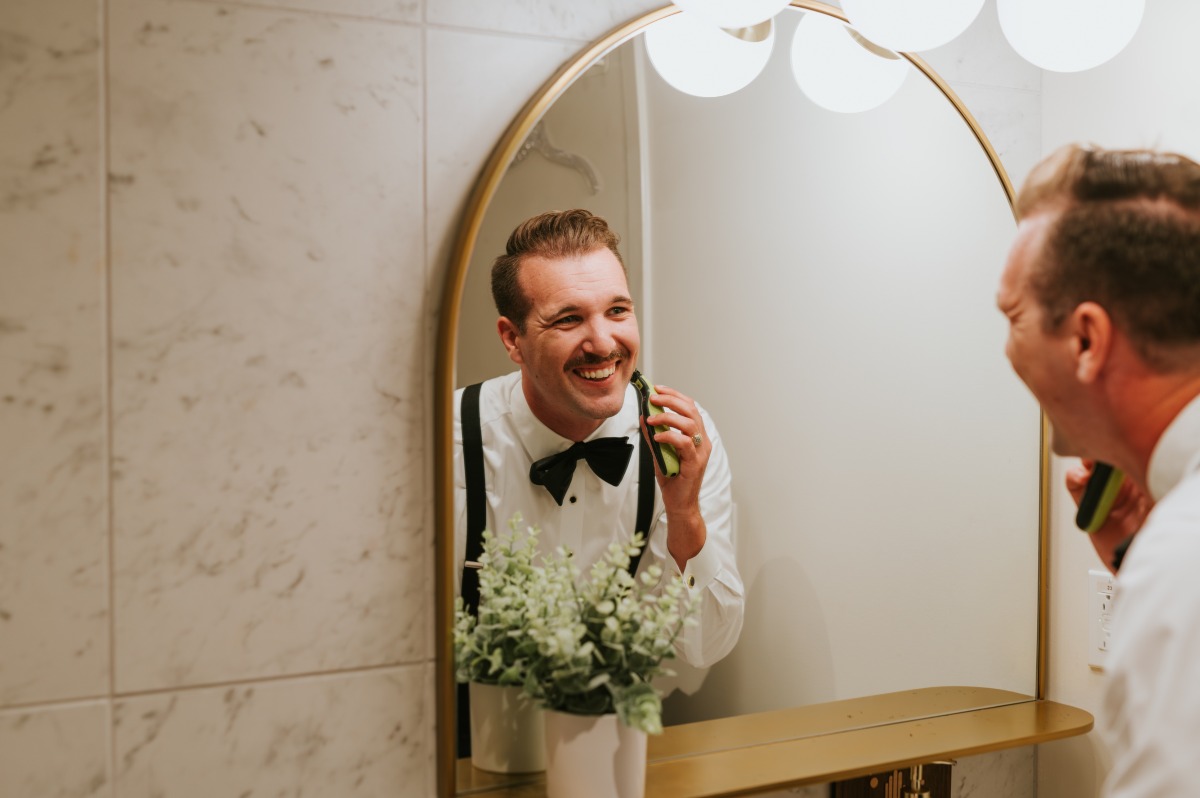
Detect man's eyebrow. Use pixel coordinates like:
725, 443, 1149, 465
543, 296, 635, 318
543, 302, 581, 319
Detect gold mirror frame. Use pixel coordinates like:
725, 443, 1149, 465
433, 3, 1051, 794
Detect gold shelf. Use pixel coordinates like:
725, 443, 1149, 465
454, 687, 1093, 797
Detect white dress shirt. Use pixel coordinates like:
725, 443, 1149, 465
1102, 393, 1200, 798
453, 370, 744, 668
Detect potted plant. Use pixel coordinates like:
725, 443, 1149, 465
523, 533, 693, 798
456, 518, 692, 796
453, 518, 547, 774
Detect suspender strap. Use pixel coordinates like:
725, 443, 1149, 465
632, 431, 654, 577
461, 382, 486, 615
458, 382, 485, 758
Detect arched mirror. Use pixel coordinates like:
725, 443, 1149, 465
435, 3, 1048, 794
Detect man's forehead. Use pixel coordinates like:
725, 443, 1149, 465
998, 217, 1047, 301
521, 250, 631, 301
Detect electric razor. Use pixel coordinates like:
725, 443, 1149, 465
630, 370, 680, 478
1076, 462, 1124, 533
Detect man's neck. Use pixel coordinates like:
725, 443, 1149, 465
521, 385, 604, 443
1109, 370, 1200, 494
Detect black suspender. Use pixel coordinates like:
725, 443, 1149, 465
457, 383, 485, 757
457, 381, 656, 757
632, 425, 653, 576
460, 383, 486, 617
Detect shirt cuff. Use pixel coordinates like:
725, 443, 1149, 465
672, 538, 722, 592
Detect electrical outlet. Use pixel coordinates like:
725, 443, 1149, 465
1089, 569, 1116, 670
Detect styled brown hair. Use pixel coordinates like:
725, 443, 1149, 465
1015, 144, 1200, 370
491, 209, 625, 332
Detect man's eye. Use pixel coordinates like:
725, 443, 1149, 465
608, 307, 631, 317
554, 315, 581, 326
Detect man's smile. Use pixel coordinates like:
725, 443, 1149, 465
574, 363, 618, 381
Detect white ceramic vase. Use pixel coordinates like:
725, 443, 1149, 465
468, 682, 546, 774
543, 710, 648, 798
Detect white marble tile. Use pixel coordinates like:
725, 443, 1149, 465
0, 701, 110, 797
946, 81, 1041, 194
0, 0, 109, 707
114, 666, 428, 798
918, 0, 1041, 93
107, 0, 428, 691
424, 26, 578, 277
189, 0, 420, 24
423, 662, 438, 797
954, 745, 1035, 798
428, 0, 661, 41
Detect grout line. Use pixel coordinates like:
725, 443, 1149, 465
420, 0, 437, 679
0, 661, 428, 715
423, 20, 590, 46
110, 660, 427, 701
172, 0, 425, 28
0, 695, 112, 716
134, 0, 597, 47
172, 0, 590, 46
98, 0, 118, 793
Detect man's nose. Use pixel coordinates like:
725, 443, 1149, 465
581, 317, 617, 353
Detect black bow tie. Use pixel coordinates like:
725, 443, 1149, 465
529, 437, 634, 506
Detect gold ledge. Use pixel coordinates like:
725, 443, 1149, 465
647, 699, 1093, 796
649, 686, 1034, 760
456, 692, 1093, 797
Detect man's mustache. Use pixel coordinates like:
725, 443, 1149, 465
565, 349, 629, 370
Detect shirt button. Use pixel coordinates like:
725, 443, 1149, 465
687, 575, 696, 588
569, 496, 577, 504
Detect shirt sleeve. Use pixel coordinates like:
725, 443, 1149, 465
1101, 487, 1200, 798
645, 405, 745, 669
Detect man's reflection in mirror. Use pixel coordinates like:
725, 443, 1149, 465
453, 210, 745, 752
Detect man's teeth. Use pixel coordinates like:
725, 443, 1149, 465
577, 365, 616, 380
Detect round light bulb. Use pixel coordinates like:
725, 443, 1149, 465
646, 12, 775, 98
841, 0, 986, 53
790, 13, 909, 114
672, 0, 792, 29
998, 0, 1144, 73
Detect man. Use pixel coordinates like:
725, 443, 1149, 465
998, 144, 1200, 797
454, 209, 744, 669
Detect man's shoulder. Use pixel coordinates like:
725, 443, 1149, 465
454, 371, 521, 429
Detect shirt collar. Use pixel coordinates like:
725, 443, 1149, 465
509, 376, 638, 460
1147, 392, 1200, 501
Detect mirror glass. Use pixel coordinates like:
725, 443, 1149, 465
444, 2, 1043, 787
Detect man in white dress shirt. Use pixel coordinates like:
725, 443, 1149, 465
454, 209, 744, 669
998, 144, 1200, 797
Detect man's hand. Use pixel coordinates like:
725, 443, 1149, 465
639, 384, 708, 569
1065, 459, 1152, 573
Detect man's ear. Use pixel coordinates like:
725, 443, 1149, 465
497, 317, 524, 365
1071, 301, 1113, 383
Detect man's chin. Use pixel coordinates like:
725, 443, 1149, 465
572, 388, 627, 422
1048, 427, 1081, 459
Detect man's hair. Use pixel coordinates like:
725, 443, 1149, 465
1015, 144, 1200, 371
491, 209, 625, 332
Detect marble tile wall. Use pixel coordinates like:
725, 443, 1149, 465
1, 0, 108, 711
0, 0, 1040, 796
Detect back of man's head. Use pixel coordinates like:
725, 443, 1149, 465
1016, 144, 1200, 372
491, 209, 625, 332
